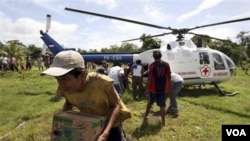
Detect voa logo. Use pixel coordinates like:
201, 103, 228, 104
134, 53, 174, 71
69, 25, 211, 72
226, 129, 246, 136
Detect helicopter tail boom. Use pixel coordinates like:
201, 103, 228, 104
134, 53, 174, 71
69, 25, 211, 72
40, 30, 134, 63
82, 53, 133, 63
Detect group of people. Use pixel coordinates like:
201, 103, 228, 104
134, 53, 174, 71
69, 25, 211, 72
95, 60, 125, 96
36, 54, 52, 71
0, 54, 22, 72
0, 53, 53, 72
41, 50, 184, 140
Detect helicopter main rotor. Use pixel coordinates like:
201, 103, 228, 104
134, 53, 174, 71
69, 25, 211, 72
65, 7, 250, 41
122, 32, 173, 42
65, 7, 172, 30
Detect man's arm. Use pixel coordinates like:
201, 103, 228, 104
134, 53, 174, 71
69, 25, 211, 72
144, 65, 152, 95
98, 85, 121, 140
141, 65, 145, 77
119, 69, 125, 89
118, 74, 124, 89
62, 100, 73, 111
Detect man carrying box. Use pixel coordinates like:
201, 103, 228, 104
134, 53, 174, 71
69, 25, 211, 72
42, 50, 131, 141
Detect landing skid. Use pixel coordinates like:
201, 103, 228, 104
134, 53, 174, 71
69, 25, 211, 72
211, 82, 239, 96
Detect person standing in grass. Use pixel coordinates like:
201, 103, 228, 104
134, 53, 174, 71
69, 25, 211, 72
166, 72, 184, 118
37, 54, 44, 71
95, 60, 109, 75
1, 54, 9, 72
41, 50, 131, 141
25, 55, 32, 71
131, 59, 144, 100
9, 54, 19, 72
107, 62, 125, 96
143, 50, 171, 127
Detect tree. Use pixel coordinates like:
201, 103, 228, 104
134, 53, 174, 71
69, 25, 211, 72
0, 41, 8, 56
191, 35, 212, 47
77, 48, 87, 54
26, 44, 42, 56
139, 34, 162, 51
236, 31, 250, 59
246, 44, 250, 59
119, 42, 140, 52
236, 31, 250, 74
5, 40, 26, 61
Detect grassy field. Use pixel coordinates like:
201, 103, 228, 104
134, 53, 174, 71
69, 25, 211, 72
0, 68, 249, 141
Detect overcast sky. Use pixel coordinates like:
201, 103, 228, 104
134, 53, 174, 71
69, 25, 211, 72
1, 0, 250, 51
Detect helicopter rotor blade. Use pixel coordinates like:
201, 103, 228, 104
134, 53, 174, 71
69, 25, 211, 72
65, 7, 173, 30
188, 32, 229, 42
122, 38, 142, 42
150, 32, 173, 38
65, 7, 250, 42
122, 32, 173, 42
190, 17, 250, 31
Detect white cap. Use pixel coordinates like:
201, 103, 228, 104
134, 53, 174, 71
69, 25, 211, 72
41, 50, 85, 76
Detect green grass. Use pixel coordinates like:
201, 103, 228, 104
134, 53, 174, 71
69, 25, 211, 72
0, 68, 249, 141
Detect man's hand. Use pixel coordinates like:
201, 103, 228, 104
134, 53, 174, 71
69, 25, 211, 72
144, 89, 149, 97
97, 132, 108, 141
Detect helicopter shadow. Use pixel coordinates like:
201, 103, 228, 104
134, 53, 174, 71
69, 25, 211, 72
178, 85, 234, 98
177, 86, 250, 119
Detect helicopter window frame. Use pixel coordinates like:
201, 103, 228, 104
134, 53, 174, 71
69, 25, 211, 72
167, 44, 171, 50
212, 53, 225, 70
199, 52, 210, 65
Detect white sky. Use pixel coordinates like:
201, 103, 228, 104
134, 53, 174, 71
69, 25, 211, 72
1, 0, 250, 51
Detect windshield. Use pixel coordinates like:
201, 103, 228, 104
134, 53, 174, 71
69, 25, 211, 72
225, 56, 236, 76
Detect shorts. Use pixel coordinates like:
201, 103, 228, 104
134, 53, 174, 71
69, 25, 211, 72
148, 92, 167, 107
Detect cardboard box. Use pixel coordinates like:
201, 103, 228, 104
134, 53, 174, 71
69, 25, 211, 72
51, 111, 106, 141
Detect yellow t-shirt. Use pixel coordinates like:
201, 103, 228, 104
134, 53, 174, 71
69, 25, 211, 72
61, 72, 131, 126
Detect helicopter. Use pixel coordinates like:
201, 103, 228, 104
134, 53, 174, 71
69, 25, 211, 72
40, 7, 250, 96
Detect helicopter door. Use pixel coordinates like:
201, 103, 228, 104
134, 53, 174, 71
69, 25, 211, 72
199, 52, 212, 78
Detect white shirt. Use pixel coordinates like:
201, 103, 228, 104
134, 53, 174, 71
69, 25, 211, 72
2, 57, 8, 64
171, 72, 184, 83
108, 66, 124, 84
133, 65, 142, 77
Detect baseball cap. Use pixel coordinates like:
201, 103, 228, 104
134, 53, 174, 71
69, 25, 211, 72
41, 50, 85, 76
153, 50, 162, 59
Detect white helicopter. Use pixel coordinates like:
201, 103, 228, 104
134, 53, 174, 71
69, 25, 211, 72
40, 7, 250, 96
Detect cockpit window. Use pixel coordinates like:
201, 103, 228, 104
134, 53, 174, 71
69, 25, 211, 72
213, 53, 225, 70
226, 58, 234, 68
225, 57, 236, 76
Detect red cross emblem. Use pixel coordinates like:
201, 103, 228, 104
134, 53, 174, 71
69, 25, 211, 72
200, 65, 211, 77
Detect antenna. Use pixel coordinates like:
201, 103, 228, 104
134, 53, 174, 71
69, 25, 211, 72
42, 14, 51, 55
